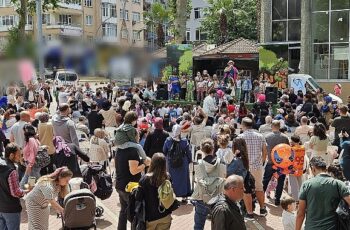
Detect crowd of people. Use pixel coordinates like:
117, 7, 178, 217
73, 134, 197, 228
0, 69, 349, 230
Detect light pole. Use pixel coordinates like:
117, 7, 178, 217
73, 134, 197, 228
36, 0, 45, 80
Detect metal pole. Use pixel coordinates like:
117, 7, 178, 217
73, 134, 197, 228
36, 0, 44, 80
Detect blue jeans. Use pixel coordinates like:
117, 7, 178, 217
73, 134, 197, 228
194, 200, 210, 230
243, 90, 250, 103
19, 164, 41, 189
0, 212, 20, 230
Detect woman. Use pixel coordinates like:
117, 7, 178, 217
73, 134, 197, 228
25, 167, 73, 230
37, 113, 55, 175
309, 123, 331, 165
99, 101, 118, 127
139, 153, 176, 230
238, 101, 248, 124
20, 124, 42, 188
163, 124, 192, 200
143, 117, 169, 158
192, 139, 226, 230
339, 131, 350, 181
53, 136, 89, 177
89, 128, 110, 164
285, 112, 299, 134
227, 137, 255, 220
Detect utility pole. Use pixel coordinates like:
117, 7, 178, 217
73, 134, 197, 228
36, 0, 45, 80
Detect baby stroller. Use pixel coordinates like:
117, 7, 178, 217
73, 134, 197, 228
81, 164, 113, 201
61, 188, 97, 230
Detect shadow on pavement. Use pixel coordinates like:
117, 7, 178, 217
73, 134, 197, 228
172, 204, 194, 216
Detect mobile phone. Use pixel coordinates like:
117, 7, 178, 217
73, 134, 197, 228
28, 177, 36, 187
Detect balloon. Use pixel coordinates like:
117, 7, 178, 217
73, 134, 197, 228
271, 144, 295, 175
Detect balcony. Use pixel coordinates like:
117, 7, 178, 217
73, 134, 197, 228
0, 25, 33, 32
57, 1, 82, 13
102, 16, 118, 24
46, 23, 82, 36
101, 36, 118, 43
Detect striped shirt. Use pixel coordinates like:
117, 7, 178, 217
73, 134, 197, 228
238, 129, 266, 170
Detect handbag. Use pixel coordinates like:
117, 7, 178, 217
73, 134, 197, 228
35, 148, 50, 168
158, 180, 175, 212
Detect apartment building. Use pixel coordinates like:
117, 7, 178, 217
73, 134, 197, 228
0, 0, 144, 52
186, 0, 208, 42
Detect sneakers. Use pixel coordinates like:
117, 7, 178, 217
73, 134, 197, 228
245, 213, 255, 220
260, 207, 268, 217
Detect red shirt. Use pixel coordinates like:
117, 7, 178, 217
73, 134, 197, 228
227, 104, 235, 114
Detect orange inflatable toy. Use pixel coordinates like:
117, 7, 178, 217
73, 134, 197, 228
271, 144, 295, 175
291, 145, 305, 177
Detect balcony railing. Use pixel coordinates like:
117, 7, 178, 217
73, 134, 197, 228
58, 1, 82, 10
46, 23, 82, 36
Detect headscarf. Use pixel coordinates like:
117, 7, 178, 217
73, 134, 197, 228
154, 117, 163, 130
171, 124, 181, 141
122, 100, 131, 112
53, 136, 72, 157
258, 94, 266, 103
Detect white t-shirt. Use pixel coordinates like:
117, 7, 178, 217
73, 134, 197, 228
58, 92, 71, 104
216, 148, 234, 164
28, 91, 35, 102
282, 210, 296, 230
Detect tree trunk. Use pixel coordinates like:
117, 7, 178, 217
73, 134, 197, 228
219, 12, 228, 45
18, 0, 27, 43
156, 23, 165, 48
256, 0, 261, 41
174, 0, 187, 44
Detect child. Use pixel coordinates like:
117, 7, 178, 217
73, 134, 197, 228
266, 173, 278, 199
186, 78, 195, 102
215, 134, 233, 164
334, 83, 342, 96
281, 196, 296, 230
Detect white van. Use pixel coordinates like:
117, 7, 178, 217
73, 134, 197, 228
288, 74, 342, 103
55, 69, 79, 88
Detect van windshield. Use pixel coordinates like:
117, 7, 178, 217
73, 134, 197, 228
58, 73, 77, 82
308, 77, 321, 90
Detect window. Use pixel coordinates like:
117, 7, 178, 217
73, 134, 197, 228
194, 8, 201, 19
84, 0, 92, 7
47, 34, 52, 41
86, 15, 93, 25
132, 0, 140, 3
0, 0, 4, 7
133, 30, 140, 40
271, 0, 301, 42
330, 10, 349, 42
195, 29, 207, 41
186, 30, 190, 41
312, 0, 329, 11
120, 9, 129, 20
26, 15, 33, 25
4, 0, 11, 7
42, 14, 51, 24
102, 23, 117, 37
312, 12, 329, 43
330, 43, 349, 79
65, 0, 81, 5
0, 15, 15, 26
59, 15, 72, 25
122, 29, 128, 39
102, 3, 109, 17
132, 12, 140, 22
331, 0, 350, 10
110, 4, 117, 17
195, 29, 200, 41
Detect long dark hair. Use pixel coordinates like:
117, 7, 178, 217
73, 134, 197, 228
313, 123, 327, 140
23, 124, 36, 143
147, 153, 169, 187
232, 137, 249, 170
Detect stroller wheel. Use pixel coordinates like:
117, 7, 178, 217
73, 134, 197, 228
96, 206, 104, 217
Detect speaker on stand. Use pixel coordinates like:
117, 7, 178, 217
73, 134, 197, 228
156, 84, 168, 100
265, 87, 278, 104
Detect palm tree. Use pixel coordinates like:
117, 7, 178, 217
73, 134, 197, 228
144, 3, 170, 48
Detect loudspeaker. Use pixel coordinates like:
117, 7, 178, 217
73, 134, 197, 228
265, 87, 278, 104
156, 84, 168, 100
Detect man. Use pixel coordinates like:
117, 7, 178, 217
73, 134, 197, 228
258, 116, 273, 135
58, 87, 71, 105
0, 143, 26, 230
41, 83, 53, 109
203, 89, 218, 121
210, 175, 246, 230
294, 116, 312, 144
332, 105, 350, 147
296, 157, 350, 230
242, 76, 252, 103
10, 111, 30, 149
115, 129, 149, 230
87, 102, 104, 135
223, 60, 239, 85
262, 120, 290, 205
299, 93, 313, 117
238, 117, 268, 216
52, 103, 79, 146
289, 88, 297, 104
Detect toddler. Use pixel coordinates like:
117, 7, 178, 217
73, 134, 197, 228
266, 172, 278, 199
281, 196, 296, 230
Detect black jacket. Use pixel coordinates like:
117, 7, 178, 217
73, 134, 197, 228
0, 158, 22, 213
143, 129, 169, 158
210, 194, 246, 230
43, 88, 53, 103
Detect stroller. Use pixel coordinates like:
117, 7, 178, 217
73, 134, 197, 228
61, 188, 97, 230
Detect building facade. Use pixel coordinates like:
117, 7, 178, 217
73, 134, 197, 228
260, 0, 350, 86
0, 0, 145, 52
186, 0, 208, 42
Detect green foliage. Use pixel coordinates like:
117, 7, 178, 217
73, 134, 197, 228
162, 65, 173, 81
178, 50, 193, 75
4, 27, 35, 59
201, 0, 257, 44
11, 0, 59, 14
259, 47, 278, 69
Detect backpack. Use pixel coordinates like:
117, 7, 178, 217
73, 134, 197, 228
35, 148, 50, 168
193, 159, 225, 204
127, 185, 146, 230
84, 165, 113, 200
158, 180, 175, 212
168, 140, 184, 168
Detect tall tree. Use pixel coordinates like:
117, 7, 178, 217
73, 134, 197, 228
201, 0, 257, 44
144, 3, 170, 48
168, 0, 191, 44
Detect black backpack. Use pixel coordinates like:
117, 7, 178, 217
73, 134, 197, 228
82, 165, 113, 200
127, 186, 146, 230
168, 140, 184, 168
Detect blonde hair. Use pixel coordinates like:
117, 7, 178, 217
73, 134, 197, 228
91, 128, 107, 144
37, 168, 73, 198
217, 134, 230, 148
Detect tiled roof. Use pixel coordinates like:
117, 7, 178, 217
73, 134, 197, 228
201, 37, 259, 56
